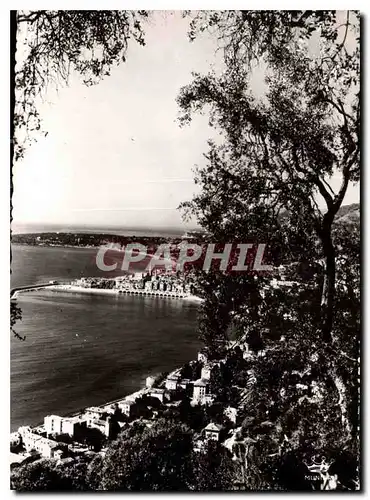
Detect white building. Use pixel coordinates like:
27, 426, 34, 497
10, 432, 21, 448
204, 422, 223, 442
18, 427, 62, 458
146, 376, 156, 388
119, 400, 137, 417
88, 416, 112, 437
198, 351, 208, 363
224, 406, 238, 424
201, 365, 212, 380
149, 388, 169, 403
53, 449, 64, 461
18, 426, 32, 440
165, 375, 180, 391
192, 378, 209, 404
44, 415, 87, 438
44, 415, 63, 435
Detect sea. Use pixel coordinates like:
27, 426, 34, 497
10, 244, 201, 432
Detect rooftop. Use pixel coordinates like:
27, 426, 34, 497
29, 433, 60, 448
121, 400, 135, 406
204, 423, 223, 432
194, 378, 208, 387
85, 406, 105, 413
92, 419, 106, 427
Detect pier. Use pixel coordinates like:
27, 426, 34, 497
10, 282, 203, 302
10, 283, 57, 299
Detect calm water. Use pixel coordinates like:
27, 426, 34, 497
10, 244, 131, 288
11, 245, 201, 431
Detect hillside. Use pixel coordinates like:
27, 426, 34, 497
335, 203, 360, 225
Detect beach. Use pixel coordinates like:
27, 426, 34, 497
46, 284, 204, 302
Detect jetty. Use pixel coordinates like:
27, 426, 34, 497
10, 282, 57, 299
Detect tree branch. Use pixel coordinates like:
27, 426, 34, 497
333, 148, 359, 212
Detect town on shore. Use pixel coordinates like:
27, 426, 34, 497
11, 268, 204, 301
11, 340, 257, 469
10, 259, 342, 490
10, 262, 303, 470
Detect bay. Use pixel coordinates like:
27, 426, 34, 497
11, 245, 201, 431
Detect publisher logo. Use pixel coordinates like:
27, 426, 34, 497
303, 455, 337, 491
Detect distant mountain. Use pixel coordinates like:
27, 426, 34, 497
335, 203, 360, 224
278, 203, 360, 226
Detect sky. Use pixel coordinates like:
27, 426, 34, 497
12, 11, 360, 231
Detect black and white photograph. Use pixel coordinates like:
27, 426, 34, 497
10, 9, 360, 491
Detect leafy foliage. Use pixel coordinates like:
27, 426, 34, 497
11, 459, 81, 491
14, 10, 148, 159
193, 440, 235, 491
10, 300, 24, 341
88, 419, 194, 491
10, 11, 360, 492
177, 11, 360, 490
177, 10, 360, 340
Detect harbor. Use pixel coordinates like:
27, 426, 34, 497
12, 271, 204, 302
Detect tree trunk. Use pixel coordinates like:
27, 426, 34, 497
331, 364, 351, 437
320, 230, 336, 343
320, 224, 352, 437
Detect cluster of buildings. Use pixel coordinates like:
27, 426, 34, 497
44, 410, 115, 440
10, 406, 119, 466
10, 341, 257, 469
163, 359, 219, 407
13, 427, 65, 461
72, 270, 196, 298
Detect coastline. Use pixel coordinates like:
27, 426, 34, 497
19, 366, 183, 435
15, 284, 205, 302
11, 242, 98, 249
11, 275, 203, 434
